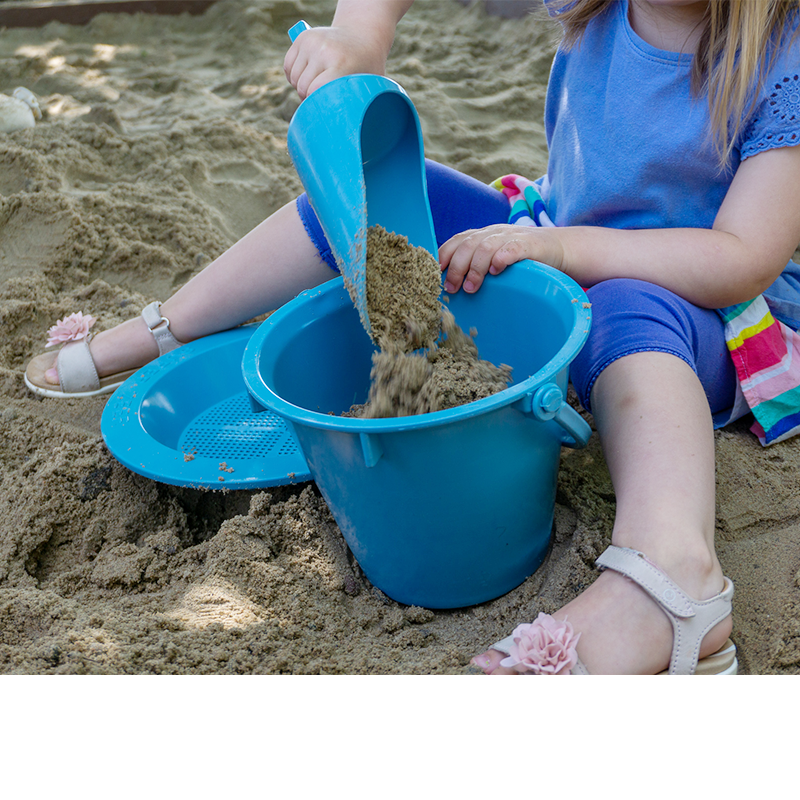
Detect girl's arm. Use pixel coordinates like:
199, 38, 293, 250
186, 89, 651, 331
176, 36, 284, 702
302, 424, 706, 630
284, 0, 415, 99
439, 144, 800, 309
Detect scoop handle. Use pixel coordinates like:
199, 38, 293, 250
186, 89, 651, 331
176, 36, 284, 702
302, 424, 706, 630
288, 20, 311, 42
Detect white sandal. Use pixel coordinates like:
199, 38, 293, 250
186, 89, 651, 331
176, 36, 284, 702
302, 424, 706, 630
24, 301, 183, 398
489, 545, 738, 675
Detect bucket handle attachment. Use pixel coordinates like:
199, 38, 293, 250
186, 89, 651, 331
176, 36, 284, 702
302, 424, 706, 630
360, 432, 384, 468
517, 383, 592, 449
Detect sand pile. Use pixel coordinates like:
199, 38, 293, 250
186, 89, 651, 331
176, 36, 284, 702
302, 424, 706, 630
365, 225, 443, 351
355, 224, 511, 418
0, 0, 798, 674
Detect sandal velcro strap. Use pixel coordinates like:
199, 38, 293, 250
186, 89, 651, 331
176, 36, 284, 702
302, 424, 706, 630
596, 545, 734, 675
141, 301, 181, 356
596, 546, 697, 618
56, 337, 100, 393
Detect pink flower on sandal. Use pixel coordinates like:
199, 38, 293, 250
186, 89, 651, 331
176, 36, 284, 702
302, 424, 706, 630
46, 312, 96, 348
500, 613, 581, 675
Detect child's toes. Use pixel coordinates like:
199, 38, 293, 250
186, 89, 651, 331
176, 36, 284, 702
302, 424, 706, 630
45, 365, 59, 385
471, 649, 513, 674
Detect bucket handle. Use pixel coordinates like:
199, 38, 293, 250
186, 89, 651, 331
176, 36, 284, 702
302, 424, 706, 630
517, 384, 592, 449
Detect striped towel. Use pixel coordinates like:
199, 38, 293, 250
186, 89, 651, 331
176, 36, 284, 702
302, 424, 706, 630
493, 173, 800, 445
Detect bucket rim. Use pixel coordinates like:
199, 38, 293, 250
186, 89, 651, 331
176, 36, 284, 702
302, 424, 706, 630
242, 259, 591, 433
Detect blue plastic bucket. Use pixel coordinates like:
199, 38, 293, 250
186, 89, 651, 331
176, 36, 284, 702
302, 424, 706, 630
242, 259, 591, 608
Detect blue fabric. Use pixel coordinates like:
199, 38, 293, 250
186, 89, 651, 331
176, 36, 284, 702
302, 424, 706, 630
296, 192, 337, 270
296, 159, 511, 272
740, 24, 800, 160
570, 279, 737, 420
542, 0, 800, 236
539, 0, 800, 418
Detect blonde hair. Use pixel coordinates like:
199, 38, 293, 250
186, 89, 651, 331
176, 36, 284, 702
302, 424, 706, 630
549, 0, 800, 164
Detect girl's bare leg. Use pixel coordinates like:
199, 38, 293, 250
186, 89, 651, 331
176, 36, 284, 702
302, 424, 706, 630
474, 352, 732, 674
46, 201, 334, 383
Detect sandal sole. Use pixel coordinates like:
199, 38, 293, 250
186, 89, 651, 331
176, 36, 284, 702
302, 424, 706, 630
24, 350, 137, 398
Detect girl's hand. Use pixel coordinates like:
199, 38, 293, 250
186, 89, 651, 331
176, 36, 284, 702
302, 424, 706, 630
438, 225, 565, 293
284, 26, 390, 99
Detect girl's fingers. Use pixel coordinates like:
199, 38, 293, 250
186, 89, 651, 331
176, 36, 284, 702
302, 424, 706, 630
438, 227, 478, 267
293, 58, 334, 99
285, 50, 309, 93
306, 69, 339, 99
285, 29, 386, 99
284, 32, 339, 98
295, 67, 316, 100
439, 228, 489, 293
283, 48, 296, 79
440, 227, 519, 293
443, 247, 484, 294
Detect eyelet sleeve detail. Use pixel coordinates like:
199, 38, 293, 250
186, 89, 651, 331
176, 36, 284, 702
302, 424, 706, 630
770, 73, 800, 121
741, 71, 800, 159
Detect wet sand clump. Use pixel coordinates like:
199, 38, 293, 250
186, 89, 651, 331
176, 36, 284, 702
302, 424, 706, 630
362, 307, 512, 417
356, 225, 512, 418
365, 224, 443, 352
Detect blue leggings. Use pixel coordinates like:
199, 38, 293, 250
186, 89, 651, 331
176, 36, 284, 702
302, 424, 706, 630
296, 160, 738, 416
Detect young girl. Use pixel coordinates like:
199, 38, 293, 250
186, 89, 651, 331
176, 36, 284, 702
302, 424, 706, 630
24, 0, 800, 674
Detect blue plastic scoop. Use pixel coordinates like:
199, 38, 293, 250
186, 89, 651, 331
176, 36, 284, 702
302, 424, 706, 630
287, 21, 438, 337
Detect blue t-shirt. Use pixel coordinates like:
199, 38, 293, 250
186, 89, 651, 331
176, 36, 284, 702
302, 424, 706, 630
537, 0, 800, 329
542, 0, 800, 228
538, 0, 800, 323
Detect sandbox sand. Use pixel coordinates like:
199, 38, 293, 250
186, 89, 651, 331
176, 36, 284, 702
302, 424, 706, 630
1, 0, 799, 675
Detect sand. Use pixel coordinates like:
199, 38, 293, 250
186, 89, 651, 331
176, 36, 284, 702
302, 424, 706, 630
1, 0, 799, 675
365, 224, 443, 352
356, 224, 512, 418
